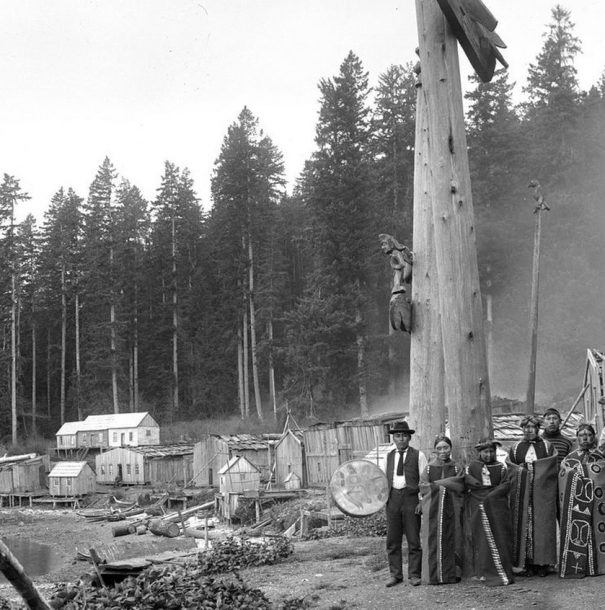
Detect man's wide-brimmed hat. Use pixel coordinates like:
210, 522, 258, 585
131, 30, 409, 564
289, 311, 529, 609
474, 437, 501, 451
388, 420, 415, 435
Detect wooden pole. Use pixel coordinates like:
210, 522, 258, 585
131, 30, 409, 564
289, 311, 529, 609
415, 0, 492, 461
526, 206, 544, 414
0, 539, 52, 609
410, 62, 446, 456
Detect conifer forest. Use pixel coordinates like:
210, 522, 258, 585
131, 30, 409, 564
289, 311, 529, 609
1, 6, 604, 442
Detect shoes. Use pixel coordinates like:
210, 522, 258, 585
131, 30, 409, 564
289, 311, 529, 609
386, 578, 403, 588
409, 577, 421, 586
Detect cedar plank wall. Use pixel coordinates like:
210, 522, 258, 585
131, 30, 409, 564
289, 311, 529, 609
304, 423, 389, 486
192, 437, 230, 486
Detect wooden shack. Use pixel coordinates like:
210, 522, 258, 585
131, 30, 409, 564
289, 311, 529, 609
0, 454, 49, 495
274, 429, 306, 488
304, 417, 395, 486
48, 461, 96, 497
95, 444, 193, 485
192, 434, 272, 486
218, 455, 260, 494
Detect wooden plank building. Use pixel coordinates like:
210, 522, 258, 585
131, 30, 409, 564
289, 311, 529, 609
303, 416, 398, 486
48, 461, 96, 497
0, 454, 49, 495
56, 412, 160, 453
95, 444, 194, 486
274, 429, 306, 488
192, 434, 273, 486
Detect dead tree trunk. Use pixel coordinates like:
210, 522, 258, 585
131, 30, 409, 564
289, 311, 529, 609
410, 74, 446, 456
248, 236, 263, 420
268, 319, 277, 420
171, 213, 179, 421
415, 0, 491, 461
74, 290, 81, 421
31, 319, 36, 441
0, 539, 51, 609
60, 262, 67, 425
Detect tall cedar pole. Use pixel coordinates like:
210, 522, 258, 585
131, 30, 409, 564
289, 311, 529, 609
10, 204, 17, 444
410, 71, 446, 456
171, 212, 179, 421
60, 263, 67, 423
248, 235, 263, 420
415, 0, 491, 460
75, 291, 82, 420
31, 317, 36, 440
526, 206, 544, 414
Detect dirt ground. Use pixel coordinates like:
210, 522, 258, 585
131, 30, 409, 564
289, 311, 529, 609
1, 507, 605, 609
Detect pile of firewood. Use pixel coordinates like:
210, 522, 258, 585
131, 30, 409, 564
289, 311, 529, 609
48, 537, 306, 610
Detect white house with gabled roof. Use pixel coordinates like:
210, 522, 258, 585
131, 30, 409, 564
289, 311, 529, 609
85, 412, 159, 447
55, 412, 160, 452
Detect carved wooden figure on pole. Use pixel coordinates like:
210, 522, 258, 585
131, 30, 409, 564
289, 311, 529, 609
379, 233, 413, 334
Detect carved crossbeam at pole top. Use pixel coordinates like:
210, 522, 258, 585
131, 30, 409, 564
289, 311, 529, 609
435, 0, 508, 82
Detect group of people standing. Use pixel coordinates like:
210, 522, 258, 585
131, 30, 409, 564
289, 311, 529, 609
384, 409, 605, 587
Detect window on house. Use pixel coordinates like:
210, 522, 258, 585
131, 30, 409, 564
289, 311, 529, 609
126, 464, 131, 475
67, 479, 72, 488
53, 479, 59, 487
113, 432, 117, 442
109, 464, 113, 476
59, 437, 63, 446
135, 464, 140, 475
101, 466, 105, 475
146, 429, 151, 437
129, 432, 133, 441
99, 433, 103, 443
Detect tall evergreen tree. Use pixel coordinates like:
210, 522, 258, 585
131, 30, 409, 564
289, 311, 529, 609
210, 107, 285, 420
80, 157, 121, 412
522, 5, 582, 180
148, 162, 202, 422
296, 51, 374, 417
115, 180, 149, 413
0, 175, 30, 442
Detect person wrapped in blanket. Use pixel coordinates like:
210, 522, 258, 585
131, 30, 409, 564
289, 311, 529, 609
419, 435, 464, 584
559, 423, 605, 578
507, 415, 558, 577
464, 438, 514, 586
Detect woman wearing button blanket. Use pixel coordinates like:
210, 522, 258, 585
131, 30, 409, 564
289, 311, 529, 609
559, 423, 605, 578
419, 434, 464, 584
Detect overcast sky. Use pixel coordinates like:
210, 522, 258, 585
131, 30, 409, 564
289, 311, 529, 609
0, 0, 603, 221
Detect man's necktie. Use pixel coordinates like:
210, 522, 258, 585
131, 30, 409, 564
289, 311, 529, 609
397, 450, 404, 476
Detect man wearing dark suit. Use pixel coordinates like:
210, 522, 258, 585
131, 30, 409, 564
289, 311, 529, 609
385, 420, 427, 587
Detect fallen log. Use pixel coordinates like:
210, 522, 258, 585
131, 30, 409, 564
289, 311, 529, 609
149, 519, 180, 538
161, 500, 214, 523
112, 523, 136, 537
0, 539, 51, 610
